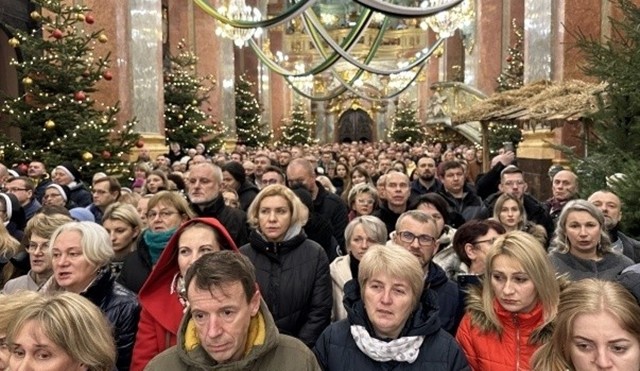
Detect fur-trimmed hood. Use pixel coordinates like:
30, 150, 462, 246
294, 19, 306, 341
463, 284, 553, 345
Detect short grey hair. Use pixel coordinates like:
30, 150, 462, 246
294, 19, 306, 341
49, 222, 114, 267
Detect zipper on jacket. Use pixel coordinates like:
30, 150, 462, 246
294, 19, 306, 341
513, 314, 521, 370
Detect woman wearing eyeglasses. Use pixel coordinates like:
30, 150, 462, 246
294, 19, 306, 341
346, 183, 379, 220
118, 191, 194, 293
130, 218, 238, 371
456, 231, 560, 370
2, 212, 72, 294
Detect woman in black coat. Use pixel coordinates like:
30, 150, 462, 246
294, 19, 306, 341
45, 221, 139, 371
240, 184, 332, 348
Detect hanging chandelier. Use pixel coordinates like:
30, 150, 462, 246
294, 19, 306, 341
419, 0, 474, 38
194, 0, 474, 101
214, 0, 262, 47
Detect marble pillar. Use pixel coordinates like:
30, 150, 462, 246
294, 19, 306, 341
523, 0, 552, 82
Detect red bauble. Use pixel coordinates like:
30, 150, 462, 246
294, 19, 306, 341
135, 140, 144, 148
101, 150, 111, 159
74, 91, 86, 101
506, 55, 513, 62
82, 70, 90, 78
52, 29, 63, 39
102, 71, 113, 81
85, 15, 95, 24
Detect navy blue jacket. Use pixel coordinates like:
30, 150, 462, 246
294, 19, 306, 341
313, 280, 469, 371
426, 261, 464, 334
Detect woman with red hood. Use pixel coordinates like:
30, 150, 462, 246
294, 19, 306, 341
130, 217, 239, 371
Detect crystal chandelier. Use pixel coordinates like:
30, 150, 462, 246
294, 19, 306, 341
420, 0, 474, 38
214, 0, 263, 48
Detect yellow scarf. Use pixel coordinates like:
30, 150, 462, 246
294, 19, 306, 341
183, 311, 267, 355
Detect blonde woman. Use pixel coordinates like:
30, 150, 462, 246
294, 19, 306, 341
7, 292, 116, 371
102, 202, 143, 280
532, 279, 640, 370
456, 231, 560, 370
241, 184, 331, 347
0, 291, 40, 370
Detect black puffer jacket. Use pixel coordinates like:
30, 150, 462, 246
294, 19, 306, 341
313, 181, 349, 250
313, 280, 470, 370
68, 181, 93, 207
82, 266, 140, 371
190, 195, 248, 246
240, 229, 332, 348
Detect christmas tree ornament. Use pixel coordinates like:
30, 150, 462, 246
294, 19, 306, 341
30, 11, 41, 20
85, 14, 95, 24
74, 91, 86, 101
82, 152, 93, 162
135, 139, 145, 148
44, 120, 55, 129
101, 150, 111, 159
102, 71, 113, 81
51, 29, 63, 39
98, 34, 108, 43
8, 38, 19, 48
178, 114, 184, 120
22, 77, 33, 86
77, 13, 85, 21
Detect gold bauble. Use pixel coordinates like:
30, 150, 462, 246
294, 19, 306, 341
30, 11, 41, 20
44, 120, 55, 129
98, 34, 108, 43
82, 152, 93, 162
178, 114, 184, 120
8, 38, 19, 48
22, 77, 33, 86
77, 13, 85, 21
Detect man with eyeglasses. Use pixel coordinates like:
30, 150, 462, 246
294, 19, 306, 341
87, 176, 121, 224
480, 165, 553, 246
4, 177, 40, 221
187, 163, 248, 246
390, 210, 463, 335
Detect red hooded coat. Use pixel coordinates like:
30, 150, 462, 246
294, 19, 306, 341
130, 218, 239, 371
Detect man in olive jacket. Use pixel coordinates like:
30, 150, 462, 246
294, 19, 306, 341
145, 251, 321, 371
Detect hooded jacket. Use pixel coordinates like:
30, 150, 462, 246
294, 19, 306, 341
313, 280, 469, 370
0, 192, 26, 242
240, 229, 332, 348
455, 286, 552, 371
145, 299, 321, 371
132, 218, 239, 371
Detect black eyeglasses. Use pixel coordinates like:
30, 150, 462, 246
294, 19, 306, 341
397, 231, 436, 247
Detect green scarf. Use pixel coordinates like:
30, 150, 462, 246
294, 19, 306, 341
143, 228, 177, 265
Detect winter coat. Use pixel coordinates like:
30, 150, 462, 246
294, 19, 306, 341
1, 192, 26, 242
240, 229, 332, 347
190, 195, 248, 246
432, 226, 461, 280
313, 181, 349, 250
409, 178, 444, 201
610, 227, 640, 263
426, 261, 464, 334
131, 218, 239, 371
86, 203, 104, 224
456, 287, 552, 371
67, 181, 92, 207
548, 250, 634, 281
313, 280, 470, 371
372, 201, 405, 235
438, 186, 485, 224
45, 266, 140, 371
118, 236, 154, 294
145, 300, 321, 371
237, 180, 259, 211
482, 192, 554, 247
330, 254, 352, 321
2, 270, 46, 293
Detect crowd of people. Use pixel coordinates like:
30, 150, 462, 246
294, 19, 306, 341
0, 139, 639, 370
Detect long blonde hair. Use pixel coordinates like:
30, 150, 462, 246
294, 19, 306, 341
481, 231, 559, 334
531, 279, 640, 370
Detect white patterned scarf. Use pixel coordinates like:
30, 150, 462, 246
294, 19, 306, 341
350, 325, 425, 363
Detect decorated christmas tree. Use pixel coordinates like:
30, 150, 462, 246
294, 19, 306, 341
0, 0, 140, 179
235, 74, 271, 148
388, 100, 425, 144
164, 41, 224, 153
279, 105, 317, 146
571, 0, 640, 236
490, 19, 524, 154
